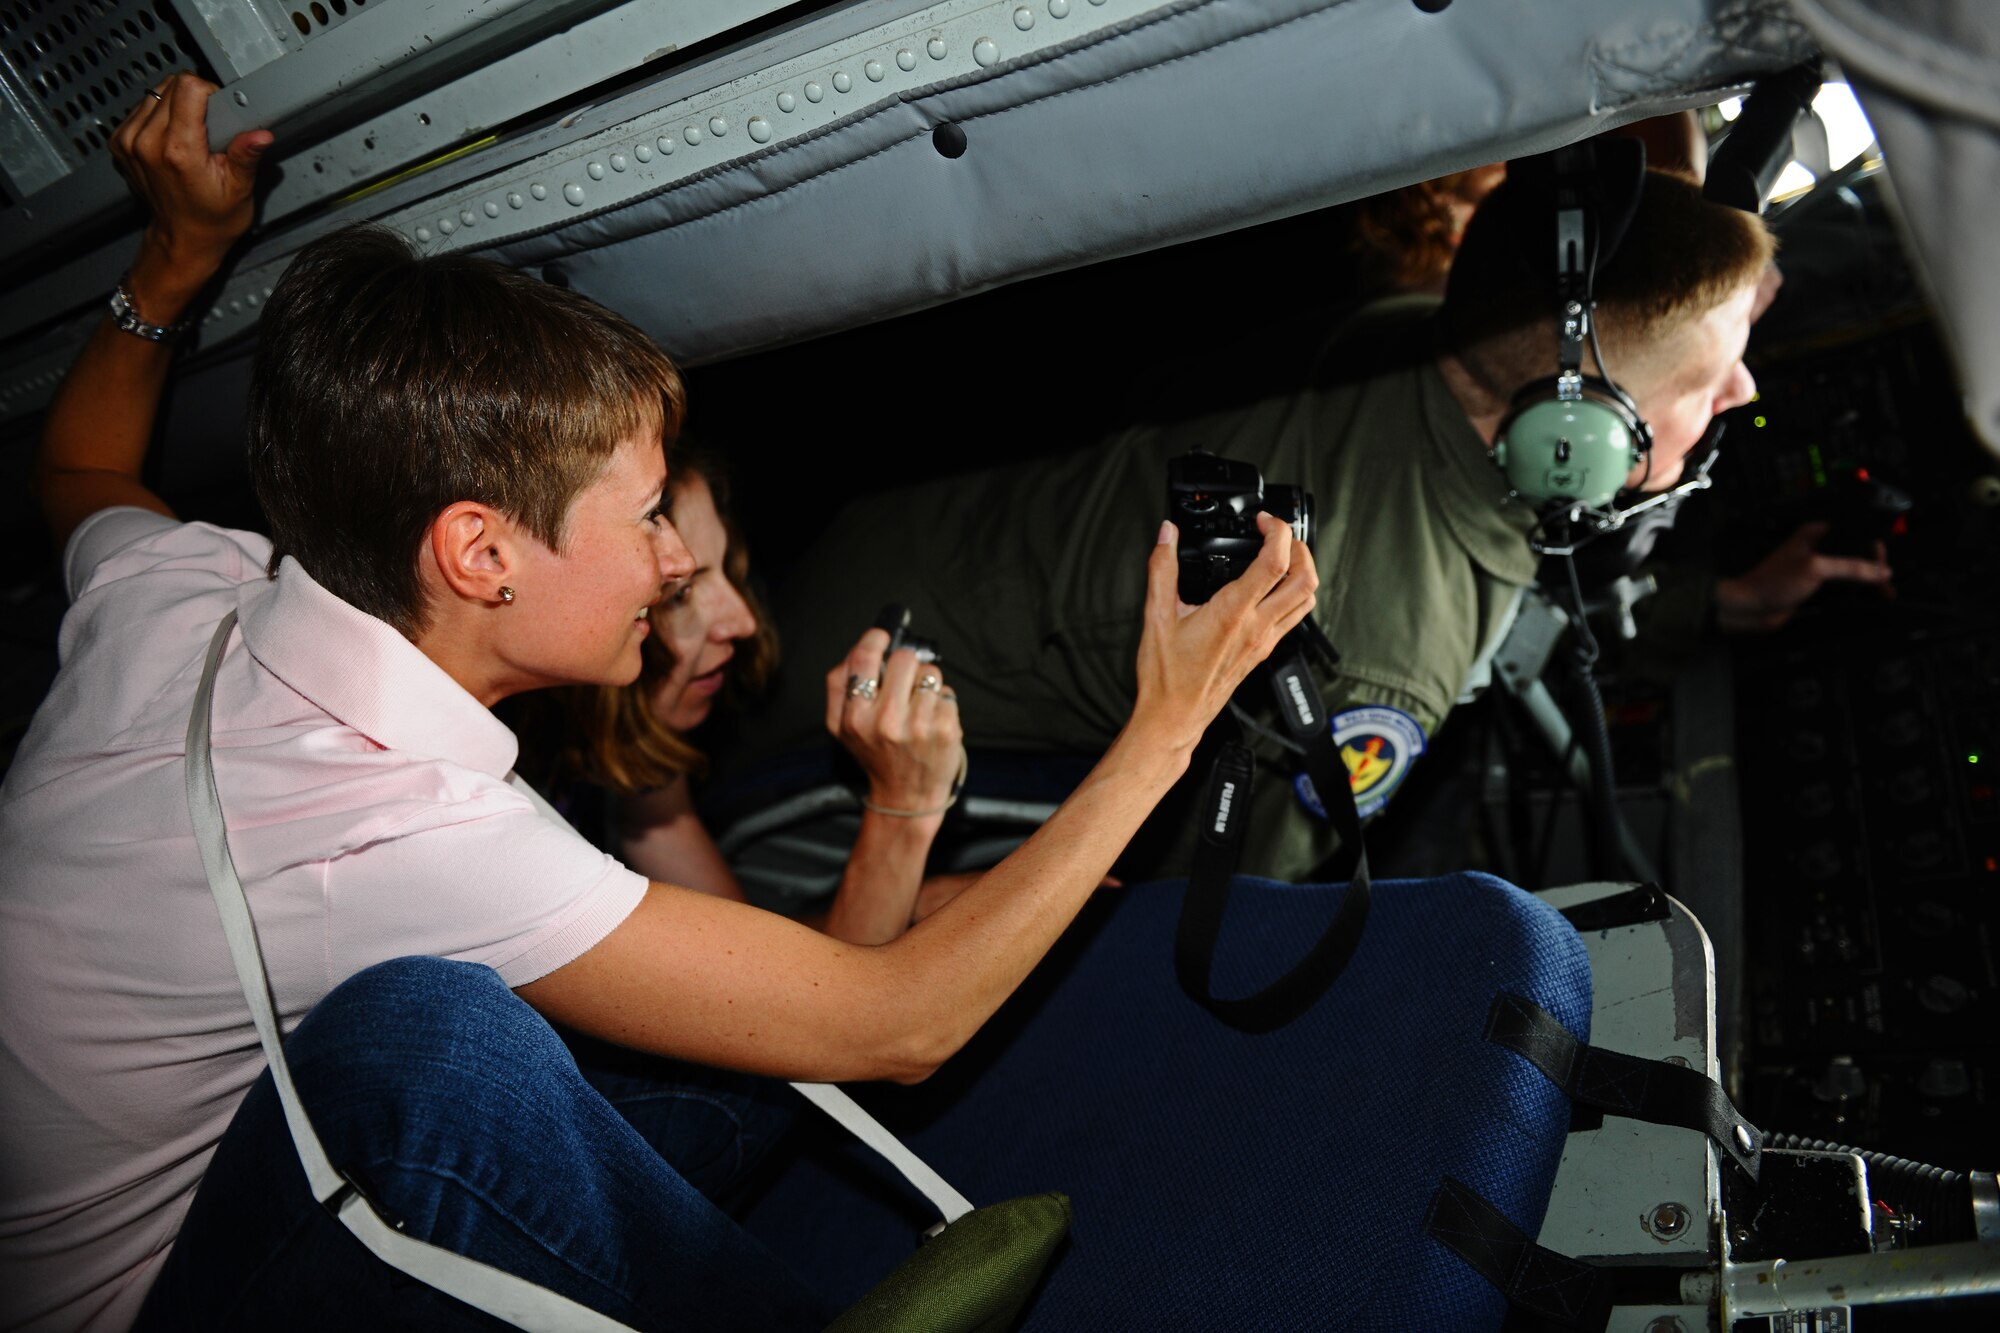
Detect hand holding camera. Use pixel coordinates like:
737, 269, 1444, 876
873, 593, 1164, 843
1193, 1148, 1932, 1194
1167, 447, 1316, 605
1135, 503, 1319, 762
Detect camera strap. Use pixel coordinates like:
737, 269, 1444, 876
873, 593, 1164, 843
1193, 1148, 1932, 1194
1175, 625, 1372, 1032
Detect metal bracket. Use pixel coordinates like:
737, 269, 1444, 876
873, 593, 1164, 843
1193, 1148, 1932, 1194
1493, 585, 1571, 694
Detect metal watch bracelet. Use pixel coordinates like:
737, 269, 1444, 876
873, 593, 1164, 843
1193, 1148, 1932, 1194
108, 279, 193, 342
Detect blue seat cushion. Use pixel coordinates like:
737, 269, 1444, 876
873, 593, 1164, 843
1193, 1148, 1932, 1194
741, 871, 1592, 1330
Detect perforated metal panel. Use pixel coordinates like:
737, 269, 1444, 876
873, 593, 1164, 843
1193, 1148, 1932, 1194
0, 0, 380, 200
264, 0, 369, 46
0, 0, 209, 194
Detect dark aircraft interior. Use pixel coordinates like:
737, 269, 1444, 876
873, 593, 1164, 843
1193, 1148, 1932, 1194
1, 0, 1996, 1327
692, 144, 2000, 1203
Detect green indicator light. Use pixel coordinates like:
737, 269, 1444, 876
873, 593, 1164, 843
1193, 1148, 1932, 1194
1753, 415, 1767, 428
1971, 753, 1983, 765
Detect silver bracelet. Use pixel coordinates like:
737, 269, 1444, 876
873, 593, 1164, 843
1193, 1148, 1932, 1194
108, 278, 193, 343
860, 746, 969, 818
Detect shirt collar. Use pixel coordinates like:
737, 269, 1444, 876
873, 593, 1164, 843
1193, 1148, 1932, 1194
1417, 343, 1542, 587
235, 557, 520, 779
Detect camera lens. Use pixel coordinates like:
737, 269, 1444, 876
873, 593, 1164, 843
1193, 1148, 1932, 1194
1262, 486, 1313, 549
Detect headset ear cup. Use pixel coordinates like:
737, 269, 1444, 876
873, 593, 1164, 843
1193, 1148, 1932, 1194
1594, 375, 1652, 458
1493, 377, 1648, 509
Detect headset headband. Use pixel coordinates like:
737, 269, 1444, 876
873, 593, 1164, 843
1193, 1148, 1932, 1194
1492, 140, 1660, 535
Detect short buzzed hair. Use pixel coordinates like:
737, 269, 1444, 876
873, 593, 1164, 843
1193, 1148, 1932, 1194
1442, 167, 1775, 358
248, 225, 686, 637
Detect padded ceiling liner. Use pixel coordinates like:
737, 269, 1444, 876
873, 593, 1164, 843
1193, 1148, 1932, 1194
485, 0, 1816, 367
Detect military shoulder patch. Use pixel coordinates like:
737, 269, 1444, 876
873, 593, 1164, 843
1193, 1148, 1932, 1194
1294, 705, 1429, 820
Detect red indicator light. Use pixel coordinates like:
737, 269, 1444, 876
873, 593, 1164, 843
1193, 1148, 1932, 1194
1987, 857, 1999, 873
1892, 515, 1908, 537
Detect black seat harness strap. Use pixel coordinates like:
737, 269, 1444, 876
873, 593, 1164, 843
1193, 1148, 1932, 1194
1424, 1176, 1615, 1330
1426, 1176, 1694, 1331
1484, 992, 1764, 1180
1553, 883, 1670, 931
1175, 628, 1372, 1033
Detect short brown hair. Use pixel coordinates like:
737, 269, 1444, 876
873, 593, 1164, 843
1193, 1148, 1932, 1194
509, 441, 780, 795
247, 225, 686, 636
1442, 167, 1774, 357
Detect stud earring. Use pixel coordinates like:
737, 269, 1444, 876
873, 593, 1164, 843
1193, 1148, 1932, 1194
498, 586, 516, 604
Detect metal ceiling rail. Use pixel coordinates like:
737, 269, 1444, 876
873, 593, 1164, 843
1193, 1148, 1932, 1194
0, 0, 636, 269
0, 0, 775, 347
0, 0, 1156, 424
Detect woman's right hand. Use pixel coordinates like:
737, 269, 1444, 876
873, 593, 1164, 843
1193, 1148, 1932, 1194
818, 631, 964, 945
1129, 513, 1319, 759
824, 629, 964, 817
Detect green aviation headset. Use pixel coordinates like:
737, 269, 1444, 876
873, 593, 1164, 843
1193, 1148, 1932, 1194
1493, 375, 1651, 513
1491, 142, 1654, 527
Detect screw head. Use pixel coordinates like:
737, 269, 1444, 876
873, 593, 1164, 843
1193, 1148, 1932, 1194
1649, 1202, 1690, 1239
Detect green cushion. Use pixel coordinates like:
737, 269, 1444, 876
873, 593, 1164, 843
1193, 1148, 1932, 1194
825, 1193, 1072, 1333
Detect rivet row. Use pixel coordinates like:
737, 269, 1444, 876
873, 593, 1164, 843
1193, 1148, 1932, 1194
775, 28, 974, 117
396, 1, 1111, 252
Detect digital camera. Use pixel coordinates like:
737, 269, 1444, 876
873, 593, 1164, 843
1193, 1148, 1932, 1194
1166, 448, 1315, 604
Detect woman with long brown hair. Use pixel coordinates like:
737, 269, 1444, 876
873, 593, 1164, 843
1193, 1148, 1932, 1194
511, 441, 969, 944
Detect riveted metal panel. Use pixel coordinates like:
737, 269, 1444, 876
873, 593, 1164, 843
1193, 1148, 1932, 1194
1537, 882, 1721, 1270
0, 0, 1819, 422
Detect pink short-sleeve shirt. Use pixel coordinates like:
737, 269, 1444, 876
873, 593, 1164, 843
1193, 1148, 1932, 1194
0, 509, 648, 1332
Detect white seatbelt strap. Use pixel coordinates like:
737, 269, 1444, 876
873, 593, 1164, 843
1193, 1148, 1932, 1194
508, 716, 973, 1221
790, 1082, 973, 1222
184, 612, 969, 1329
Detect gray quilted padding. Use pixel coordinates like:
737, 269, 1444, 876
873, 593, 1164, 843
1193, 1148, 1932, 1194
484, 0, 1814, 367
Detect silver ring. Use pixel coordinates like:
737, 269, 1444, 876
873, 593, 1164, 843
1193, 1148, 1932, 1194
146, 89, 164, 102
846, 674, 879, 701
916, 673, 942, 694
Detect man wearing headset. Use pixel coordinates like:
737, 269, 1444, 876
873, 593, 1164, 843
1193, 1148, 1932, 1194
751, 166, 1892, 882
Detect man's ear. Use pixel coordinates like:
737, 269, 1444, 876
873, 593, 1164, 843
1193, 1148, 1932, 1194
426, 502, 518, 605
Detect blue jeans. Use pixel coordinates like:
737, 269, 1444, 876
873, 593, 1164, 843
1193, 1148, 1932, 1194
134, 957, 834, 1331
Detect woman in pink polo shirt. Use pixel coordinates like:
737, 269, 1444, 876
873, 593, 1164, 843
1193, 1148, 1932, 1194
0, 75, 1316, 1331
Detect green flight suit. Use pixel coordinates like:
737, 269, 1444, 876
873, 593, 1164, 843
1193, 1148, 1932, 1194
748, 296, 1539, 880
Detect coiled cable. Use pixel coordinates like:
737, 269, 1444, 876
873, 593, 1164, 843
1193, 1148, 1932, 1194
1767, 1132, 1979, 1245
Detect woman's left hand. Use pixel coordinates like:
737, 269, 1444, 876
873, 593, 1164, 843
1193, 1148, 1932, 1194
824, 629, 963, 816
